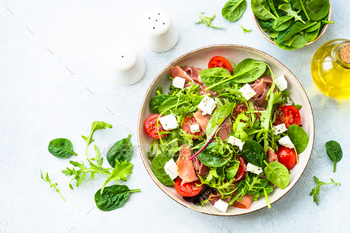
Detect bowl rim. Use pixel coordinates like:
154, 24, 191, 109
253, 0, 332, 47
137, 44, 315, 216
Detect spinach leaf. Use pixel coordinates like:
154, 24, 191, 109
269, 31, 279, 39
287, 125, 309, 154
225, 161, 240, 179
292, 0, 311, 20
277, 21, 317, 44
258, 19, 274, 32
306, 0, 330, 21
240, 25, 252, 33
325, 140, 343, 172
310, 176, 340, 206
241, 140, 267, 168
263, 161, 290, 189
147, 139, 162, 161
278, 4, 305, 23
272, 16, 293, 32
197, 143, 230, 167
48, 138, 77, 158
150, 95, 170, 113
152, 154, 175, 186
95, 185, 140, 211
305, 27, 320, 42
200, 67, 232, 91
222, 0, 247, 22
41, 171, 66, 201
267, 0, 279, 17
107, 134, 133, 168
305, 21, 321, 32
231, 58, 267, 83
251, 0, 276, 21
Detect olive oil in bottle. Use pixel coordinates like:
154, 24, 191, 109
311, 39, 350, 98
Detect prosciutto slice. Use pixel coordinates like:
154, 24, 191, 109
232, 194, 253, 209
193, 110, 212, 132
177, 145, 198, 185
199, 84, 219, 97
182, 66, 203, 84
249, 76, 276, 107
169, 66, 194, 83
268, 148, 278, 162
192, 157, 209, 176
217, 118, 233, 141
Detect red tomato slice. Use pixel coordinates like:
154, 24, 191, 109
182, 116, 205, 138
175, 178, 203, 197
234, 156, 247, 182
144, 114, 166, 139
274, 105, 301, 128
208, 56, 233, 74
277, 146, 298, 170
232, 103, 248, 119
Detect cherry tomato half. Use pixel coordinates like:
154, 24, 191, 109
277, 146, 298, 170
274, 105, 301, 128
144, 114, 166, 139
175, 178, 203, 197
208, 56, 233, 74
234, 156, 247, 182
182, 116, 205, 138
232, 103, 248, 119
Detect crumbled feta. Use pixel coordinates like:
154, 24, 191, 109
159, 114, 178, 130
239, 84, 256, 100
279, 136, 294, 149
227, 136, 245, 151
164, 159, 178, 180
275, 75, 288, 91
198, 95, 216, 115
246, 163, 263, 175
190, 124, 200, 133
173, 76, 186, 89
273, 123, 287, 135
213, 199, 229, 213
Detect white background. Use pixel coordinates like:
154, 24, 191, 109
1, 0, 349, 232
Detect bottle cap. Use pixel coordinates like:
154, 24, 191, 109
340, 44, 350, 64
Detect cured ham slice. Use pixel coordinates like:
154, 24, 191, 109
232, 194, 253, 209
199, 84, 219, 97
193, 110, 212, 132
177, 145, 198, 185
217, 118, 232, 141
249, 76, 276, 107
192, 157, 209, 176
267, 148, 278, 162
170, 66, 194, 83
182, 66, 203, 84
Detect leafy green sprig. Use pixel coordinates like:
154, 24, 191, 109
195, 11, 225, 29
41, 171, 66, 201
310, 176, 341, 205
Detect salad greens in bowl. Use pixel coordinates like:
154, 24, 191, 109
138, 45, 314, 216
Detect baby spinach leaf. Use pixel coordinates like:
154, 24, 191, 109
150, 95, 170, 113
48, 138, 77, 159
222, 0, 247, 22
278, 4, 305, 23
277, 21, 317, 44
310, 176, 340, 206
107, 134, 133, 168
251, 0, 276, 21
305, 21, 321, 32
272, 16, 293, 31
152, 154, 175, 186
232, 59, 267, 83
241, 140, 268, 168
287, 125, 309, 154
240, 25, 252, 33
325, 140, 343, 172
306, 0, 330, 21
200, 67, 233, 91
258, 19, 273, 32
292, 0, 311, 20
95, 185, 140, 211
267, 0, 279, 17
305, 28, 320, 42
264, 161, 290, 189
41, 171, 66, 201
197, 143, 230, 167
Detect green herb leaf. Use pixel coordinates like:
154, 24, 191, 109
48, 138, 77, 158
263, 161, 290, 189
107, 134, 133, 168
240, 25, 252, 33
222, 0, 247, 22
325, 140, 343, 172
241, 140, 268, 168
195, 11, 225, 29
310, 176, 340, 206
101, 160, 134, 193
150, 95, 170, 114
41, 171, 66, 201
306, 0, 330, 21
152, 154, 175, 186
251, 0, 276, 21
287, 125, 309, 154
95, 185, 140, 211
197, 143, 230, 167
278, 4, 305, 23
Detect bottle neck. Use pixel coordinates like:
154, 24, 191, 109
331, 42, 350, 69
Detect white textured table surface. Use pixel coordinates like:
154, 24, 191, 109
1, 1, 349, 232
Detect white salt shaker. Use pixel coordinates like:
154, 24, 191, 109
110, 44, 146, 85
142, 8, 179, 52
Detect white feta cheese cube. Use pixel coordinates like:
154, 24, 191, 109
239, 84, 256, 100
198, 96, 216, 115
275, 75, 288, 91
279, 136, 294, 149
164, 159, 178, 180
246, 163, 263, 175
190, 124, 200, 133
273, 123, 287, 135
227, 136, 245, 151
213, 199, 229, 213
173, 76, 186, 89
159, 114, 178, 130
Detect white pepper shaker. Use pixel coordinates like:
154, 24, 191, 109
110, 44, 146, 85
143, 8, 179, 52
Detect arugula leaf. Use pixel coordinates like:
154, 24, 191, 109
278, 4, 305, 24
195, 11, 225, 29
82, 121, 112, 148
41, 171, 66, 201
100, 161, 134, 193
240, 25, 252, 33
48, 138, 77, 158
310, 176, 341, 205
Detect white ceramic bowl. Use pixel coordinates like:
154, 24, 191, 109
137, 44, 315, 216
